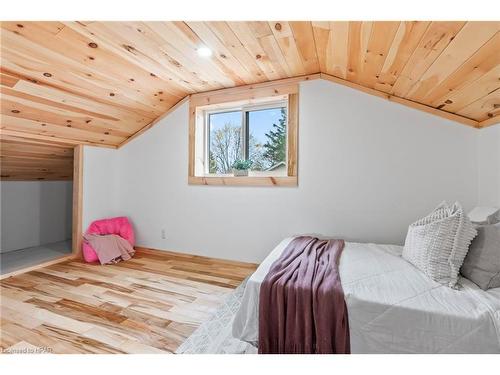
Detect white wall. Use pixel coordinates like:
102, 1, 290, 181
478, 126, 500, 207
82, 146, 119, 231
108, 80, 479, 263
0, 181, 73, 253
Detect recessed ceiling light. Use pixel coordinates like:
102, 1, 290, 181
197, 46, 212, 57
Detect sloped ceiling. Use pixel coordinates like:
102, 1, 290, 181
0, 138, 73, 180
1, 21, 499, 151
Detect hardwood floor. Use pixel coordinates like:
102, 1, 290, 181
0, 248, 257, 354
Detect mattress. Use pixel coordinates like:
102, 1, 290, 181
232, 238, 500, 353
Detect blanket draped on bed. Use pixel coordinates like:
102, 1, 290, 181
258, 236, 350, 354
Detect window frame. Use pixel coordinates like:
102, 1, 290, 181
188, 82, 298, 187
203, 100, 288, 175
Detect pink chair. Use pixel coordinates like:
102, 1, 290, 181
82, 216, 135, 263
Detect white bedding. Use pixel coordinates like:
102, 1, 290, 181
232, 238, 500, 353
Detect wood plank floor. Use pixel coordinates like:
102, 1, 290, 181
0, 248, 257, 354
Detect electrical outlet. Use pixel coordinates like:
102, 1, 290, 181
161, 229, 166, 240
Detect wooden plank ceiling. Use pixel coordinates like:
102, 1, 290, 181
1, 21, 499, 152
0, 138, 73, 180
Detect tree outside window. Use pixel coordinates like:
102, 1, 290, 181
208, 106, 287, 174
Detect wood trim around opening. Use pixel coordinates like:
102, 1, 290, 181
478, 116, 500, 128
72, 145, 83, 258
188, 84, 299, 187
0, 145, 83, 280
319, 73, 480, 128
188, 175, 297, 187
287, 93, 298, 177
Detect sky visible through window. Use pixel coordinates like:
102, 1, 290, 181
248, 108, 283, 143
209, 111, 242, 134
208, 109, 283, 146
208, 107, 286, 173
210, 111, 241, 136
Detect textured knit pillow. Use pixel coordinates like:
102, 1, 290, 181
402, 202, 477, 288
461, 223, 500, 290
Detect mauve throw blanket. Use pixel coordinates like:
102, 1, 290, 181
258, 236, 350, 354
83, 233, 135, 265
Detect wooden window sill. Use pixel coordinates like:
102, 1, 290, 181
188, 176, 297, 187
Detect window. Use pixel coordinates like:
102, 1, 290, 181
206, 103, 287, 176
189, 82, 298, 186
207, 110, 243, 174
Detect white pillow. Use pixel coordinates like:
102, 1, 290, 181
467, 206, 500, 225
402, 202, 477, 288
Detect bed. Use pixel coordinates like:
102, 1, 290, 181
232, 237, 500, 354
